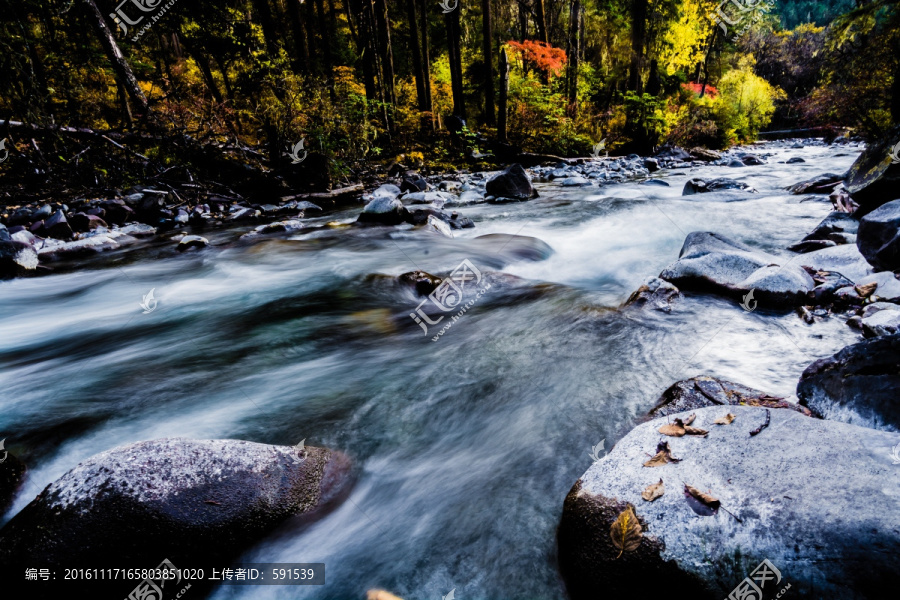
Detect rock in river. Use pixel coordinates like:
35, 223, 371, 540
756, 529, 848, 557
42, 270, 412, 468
648, 376, 812, 418
844, 124, 900, 214
857, 198, 900, 272
797, 334, 900, 432
0, 438, 351, 574
485, 164, 539, 202
682, 178, 757, 195
659, 232, 814, 306
557, 406, 900, 600
623, 277, 681, 312
357, 197, 410, 225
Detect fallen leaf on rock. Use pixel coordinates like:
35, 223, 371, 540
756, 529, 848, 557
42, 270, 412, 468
714, 413, 736, 425
643, 441, 681, 467
683, 413, 697, 426
642, 479, 665, 502
683, 484, 720, 516
609, 505, 643, 558
684, 426, 708, 437
855, 282, 877, 297
658, 419, 686, 437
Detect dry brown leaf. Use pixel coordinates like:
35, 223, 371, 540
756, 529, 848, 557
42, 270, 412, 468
855, 282, 878, 297
684, 426, 708, 437
641, 479, 665, 502
643, 441, 681, 467
683, 413, 697, 426
658, 418, 686, 437
683, 484, 721, 516
367, 590, 404, 600
714, 413, 736, 425
609, 505, 643, 558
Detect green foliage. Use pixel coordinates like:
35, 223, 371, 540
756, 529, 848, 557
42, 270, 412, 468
714, 55, 786, 143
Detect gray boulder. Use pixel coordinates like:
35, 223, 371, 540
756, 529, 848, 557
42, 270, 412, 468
357, 197, 409, 225
789, 212, 859, 253
797, 243, 874, 282
623, 277, 681, 312
797, 334, 900, 432
683, 178, 757, 195
833, 271, 900, 305
558, 406, 900, 600
485, 164, 539, 201
44, 209, 74, 240
860, 307, 900, 338
845, 124, 900, 214
659, 232, 815, 306
787, 172, 845, 195
857, 198, 900, 271
0, 448, 26, 515
0, 438, 351, 573
0, 241, 38, 277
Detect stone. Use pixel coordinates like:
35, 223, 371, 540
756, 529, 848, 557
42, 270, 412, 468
682, 178, 757, 195
787, 172, 845, 195
647, 376, 813, 418
798, 244, 874, 282
643, 158, 660, 172
659, 232, 815, 306
0, 241, 38, 277
856, 198, 900, 271
0, 448, 26, 515
797, 334, 900, 431
689, 148, 721, 162
44, 210, 74, 240
558, 406, 900, 600
444, 190, 486, 207
860, 308, 900, 338
786, 157, 806, 164
357, 197, 409, 226
485, 164, 539, 201
177, 235, 209, 251
399, 271, 443, 296
740, 154, 765, 165
844, 124, 900, 214
69, 213, 108, 233
0, 438, 351, 575
623, 277, 682, 312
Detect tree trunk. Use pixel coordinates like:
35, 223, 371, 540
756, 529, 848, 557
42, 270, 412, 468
446, 6, 465, 119
420, 0, 434, 128
565, 0, 581, 116
892, 57, 900, 125
628, 0, 648, 93
251, 0, 281, 59
407, 0, 427, 111
535, 0, 548, 43
305, 0, 320, 74
499, 47, 510, 143
315, 0, 334, 76
517, 0, 528, 41
374, 0, 397, 106
286, 0, 310, 73
482, 0, 496, 125
80, 0, 149, 113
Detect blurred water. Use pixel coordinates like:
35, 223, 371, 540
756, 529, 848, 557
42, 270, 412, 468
0, 143, 863, 599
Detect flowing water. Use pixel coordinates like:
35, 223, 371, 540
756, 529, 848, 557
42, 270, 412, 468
0, 143, 864, 599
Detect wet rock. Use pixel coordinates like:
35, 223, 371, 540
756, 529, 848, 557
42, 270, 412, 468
241, 220, 305, 238
659, 232, 815, 306
798, 334, 900, 431
860, 307, 900, 338
32, 204, 53, 222
558, 406, 900, 600
727, 159, 746, 168
790, 211, 859, 254
682, 178, 756, 195
399, 270, 443, 296
368, 184, 403, 201
688, 148, 721, 162
357, 198, 409, 225
406, 207, 474, 229
472, 233, 554, 262
7, 207, 33, 227
400, 176, 428, 193
640, 179, 670, 187
655, 145, 692, 162
833, 271, 900, 305
740, 154, 765, 166
623, 277, 681, 312
99, 200, 135, 225
787, 172, 845, 195
439, 181, 462, 193
0, 447, 26, 515
856, 198, 900, 271
845, 124, 900, 214
177, 235, 209, 251
0, 438, 352, 573
293, 201, 323, 214
44, 210, 74, 240
786, 157, 806, 164
647, 376, 812, 418
444, 190, 486, 207
788, 239, 836, 253
69, 213, 108, 233
485, 164, 538, 201
560, 176, 591, 187
799, 243, 874, 282
0, 241, 38, 276
425, 215, 453, 237
402, 191, 455, 206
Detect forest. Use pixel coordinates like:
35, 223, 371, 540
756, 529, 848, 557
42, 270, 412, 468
1, 0, 899, 197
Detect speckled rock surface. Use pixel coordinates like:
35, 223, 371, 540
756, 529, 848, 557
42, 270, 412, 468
0, 438, 351, 574
558, 406, 900, 600
647, 376, 813, 418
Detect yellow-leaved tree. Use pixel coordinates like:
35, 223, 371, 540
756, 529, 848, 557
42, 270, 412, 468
716, 55, 786, 143
659, 0, 720, 76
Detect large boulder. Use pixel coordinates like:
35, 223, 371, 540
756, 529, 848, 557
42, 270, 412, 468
648, 376, 812, 418
787, 172, 845, 195
0, 240, 38, 277
558, 406, 900, 600
659, 232, 815, 306
788, 211, 859, 253
857, 198, 900, 272
845, 124, 900, 214
357, 197, 409, 225
797, 334, 900, 432
0, 448, 26, 515
797, 243, 874, 282
485, 164, 539, 201
0, 438, 351, 576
